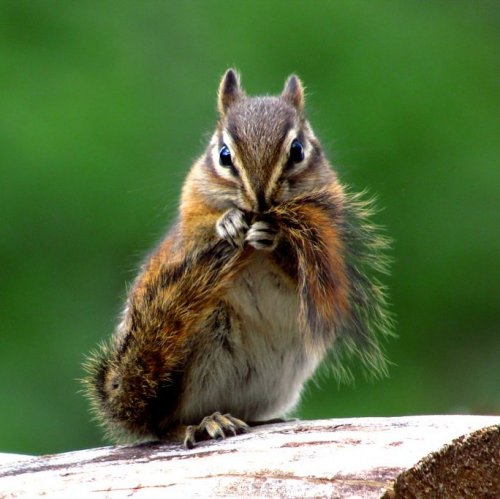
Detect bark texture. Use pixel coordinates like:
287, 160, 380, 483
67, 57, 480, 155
0, 415, 498, 498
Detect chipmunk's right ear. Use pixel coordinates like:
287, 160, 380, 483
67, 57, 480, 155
282, 74, 305, 113
218, 69, 243, 116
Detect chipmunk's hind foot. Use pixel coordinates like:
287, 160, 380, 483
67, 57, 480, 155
183, 412, 249, 449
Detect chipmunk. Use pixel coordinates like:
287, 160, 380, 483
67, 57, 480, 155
84, 69, 392, 448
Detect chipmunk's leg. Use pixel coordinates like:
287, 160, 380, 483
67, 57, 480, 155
181, 416, 293, 448
183, 412, 250, 449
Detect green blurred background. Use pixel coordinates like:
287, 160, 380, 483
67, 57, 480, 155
1, 1, 499, 455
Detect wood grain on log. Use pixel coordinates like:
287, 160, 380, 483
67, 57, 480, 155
0, 415, 498, 498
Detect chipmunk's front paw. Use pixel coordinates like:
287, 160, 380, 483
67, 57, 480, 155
246, 220, 279, 251
216, 209, 249, 248
183, 412, 249, 449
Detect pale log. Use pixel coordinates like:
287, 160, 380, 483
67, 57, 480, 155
0, 415, 498, 498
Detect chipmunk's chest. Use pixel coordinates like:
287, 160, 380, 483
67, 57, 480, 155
226, 254, 299, 335
178, 255, 322, 424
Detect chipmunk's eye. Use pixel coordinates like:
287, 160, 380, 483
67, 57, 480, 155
219, 144, 233, 167
289, 139, 304, 164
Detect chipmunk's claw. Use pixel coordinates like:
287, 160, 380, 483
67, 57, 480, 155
216, 209, 249, 248
183, 412, 249, 449
245, 220, 279, 251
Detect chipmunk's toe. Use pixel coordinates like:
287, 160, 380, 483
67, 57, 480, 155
245, 221, 279, 251
183, 412, 249, 449
216, 209, 249, 248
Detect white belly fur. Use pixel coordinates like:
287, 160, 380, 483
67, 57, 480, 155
179, 254, 323, 423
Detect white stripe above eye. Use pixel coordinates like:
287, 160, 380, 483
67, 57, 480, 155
264, 127, 311, 201
213, 130, 257, 206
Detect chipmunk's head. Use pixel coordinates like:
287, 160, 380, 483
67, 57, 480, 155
196, 69, 334, 213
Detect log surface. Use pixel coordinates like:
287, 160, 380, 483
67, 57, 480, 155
0, 415, 498, 498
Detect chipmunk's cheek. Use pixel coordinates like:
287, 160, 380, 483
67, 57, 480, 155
236, 191, 255, 213
274, 180, 291, 204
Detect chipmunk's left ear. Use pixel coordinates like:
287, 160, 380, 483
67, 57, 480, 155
218, 68, 244, 116
282, 74, 305, 112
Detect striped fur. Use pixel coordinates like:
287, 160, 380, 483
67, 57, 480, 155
83, 70, 392, 444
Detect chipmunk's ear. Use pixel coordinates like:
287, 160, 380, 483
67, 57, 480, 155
282, 74, 305, 112
218, 69, 243, 116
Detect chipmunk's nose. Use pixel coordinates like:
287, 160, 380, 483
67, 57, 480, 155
255, 189, 269, 213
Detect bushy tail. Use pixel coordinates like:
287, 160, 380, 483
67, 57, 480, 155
82, 240, 250, 441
